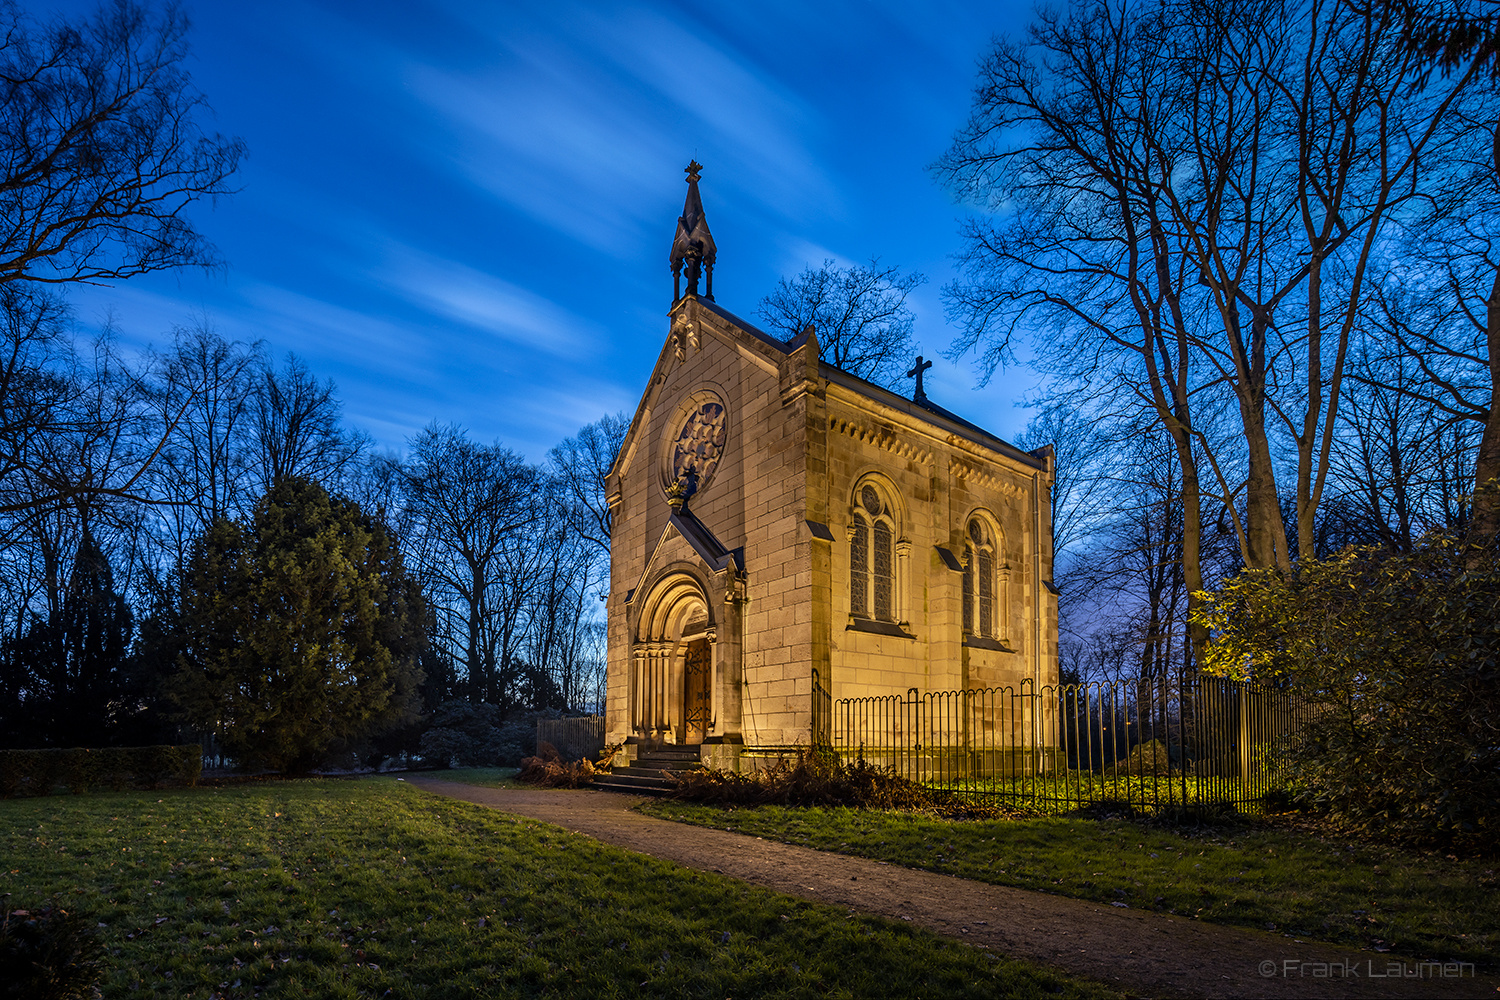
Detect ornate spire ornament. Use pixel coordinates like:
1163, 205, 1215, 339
665, 470, 698, 511
669, 160, 717, 304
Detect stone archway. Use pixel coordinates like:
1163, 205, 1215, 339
632, 571, 716, 744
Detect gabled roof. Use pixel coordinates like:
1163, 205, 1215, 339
692, 298, 1047, 472
608, 294, 1048, 483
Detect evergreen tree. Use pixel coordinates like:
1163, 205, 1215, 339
170, 477, 425, 771
0, 529, 132, 748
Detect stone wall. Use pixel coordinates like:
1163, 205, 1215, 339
605, 295, 1059, 769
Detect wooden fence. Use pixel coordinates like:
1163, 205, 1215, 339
537, 716, 606, 762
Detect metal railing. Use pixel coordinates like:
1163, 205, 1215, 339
812, 669, 832, 746
826, 675, 1314, 812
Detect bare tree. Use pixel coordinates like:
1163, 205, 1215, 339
1167, 0, 1483, 569
547, 412, 627, 562
757, 259, 925, 390
936, 0, 1220, 657
939, 0, 1490, 582
400, 425, 540, 707
1015, 403, 1115, 562
1378, 0, 1500, 541
141, 322, 260, 574
523, 518, 602, 712
0, 286, 73, 525
1331, 334, 1479, 550
0, 300, 168, 543
0, 1, 243, 527
251, 353, 367, 495
0, 1, 244, 286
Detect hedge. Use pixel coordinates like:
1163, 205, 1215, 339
0, 746, 201, 798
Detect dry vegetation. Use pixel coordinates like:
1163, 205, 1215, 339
670, 747, 1021, 818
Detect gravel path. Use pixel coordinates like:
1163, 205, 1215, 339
408, 778, 1495, 999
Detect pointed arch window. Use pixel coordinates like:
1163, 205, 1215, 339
850, 482, 899, 623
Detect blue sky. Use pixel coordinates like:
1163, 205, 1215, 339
53, 0, 1037, 462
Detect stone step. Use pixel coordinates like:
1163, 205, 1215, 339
638, 747, 703, 760
596, 771, 678, 787
629, 757, 702, 773
592, 773, 676, 796
593, 744, 706, 795
610, 765, 683, 779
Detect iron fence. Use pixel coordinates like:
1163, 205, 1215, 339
827, 675, 1314, 812
812, 669, 832, 746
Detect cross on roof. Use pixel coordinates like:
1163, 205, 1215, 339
906, 355, 932, 402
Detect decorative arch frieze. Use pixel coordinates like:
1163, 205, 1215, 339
949, 456, 1026, 499
827, 415, 933, 466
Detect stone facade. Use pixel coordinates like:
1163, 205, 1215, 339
605, 293, 1058, 771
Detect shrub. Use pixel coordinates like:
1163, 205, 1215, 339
670, 745, 1004, 816
1106, 740, 1172, 779
418, 702, 564, 768
418, 701, 514, 767
515, 741, 598, 788
0, 904, 104, 1000
177, 744, 203, 786
13, 751, 57, 797
1194, 534, 1500, 850
92, 749, 130, 791
0, 746, 200, 797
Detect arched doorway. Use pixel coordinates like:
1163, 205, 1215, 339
632, 571, 715, 744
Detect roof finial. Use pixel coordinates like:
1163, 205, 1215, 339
670, 160, 717, 305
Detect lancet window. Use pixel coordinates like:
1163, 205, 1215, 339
850, 481, 899, 623
962, 516, 1005, 640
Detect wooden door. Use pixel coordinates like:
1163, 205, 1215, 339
683, 639, 711, 744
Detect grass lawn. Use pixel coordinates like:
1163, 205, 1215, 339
1, 779, 1117, 999
399, 767, 523, 789
639, 801, 1498, 967
925, 772, 1272, 814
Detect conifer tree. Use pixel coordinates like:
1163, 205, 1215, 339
171, 477, 425, 771
0, 528, 131, 747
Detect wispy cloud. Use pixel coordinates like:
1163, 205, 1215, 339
393, 1, 839, 255
371, 242, 599, 355
773, 238, 857, 277
238, 283, 429, 367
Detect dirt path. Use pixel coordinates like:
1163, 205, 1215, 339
408, 779, 1494, 999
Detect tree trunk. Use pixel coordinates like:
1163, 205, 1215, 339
1172, 427, 1208, 669
1471, 263, 1500, 546
1239, 388, 1291, 572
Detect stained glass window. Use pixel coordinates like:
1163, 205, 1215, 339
671, 401, 727, 487
850, 519, 869, 617
861, 484, 882, 516
978, 550, 994, 637
873, 521, 893, 621
962, 545, 974, 633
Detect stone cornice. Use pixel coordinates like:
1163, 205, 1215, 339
949, 455, 1028, 499
827, 414, 934, 466
822, 371, 1046, 473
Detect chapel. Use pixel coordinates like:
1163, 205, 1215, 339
603, 163, 1059, 772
